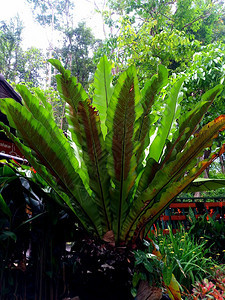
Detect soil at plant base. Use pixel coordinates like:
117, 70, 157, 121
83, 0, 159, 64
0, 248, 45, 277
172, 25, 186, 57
64, 237, 135, 300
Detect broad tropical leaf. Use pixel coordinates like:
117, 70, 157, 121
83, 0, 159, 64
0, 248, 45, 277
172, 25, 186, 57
105, 65, 143, 241
49, 59, 88, 110
135, 65, 168, 166
148, 238, 181, 300
138, 143, 225, 239
139, 145, 225, 239
93, 55, 114, 139
0, 100, 103, 236
122, 116, 225, 241
167, 274, 182, 300
50, 60, 112, 232
49, 58, 88, 149
148, 77, 185, 163
161, 84, 223, 167
48, 59, 92, 191
183, 177, 225, 192
16, 85, 64, 141
136, 84, 223, 195
76, 100, 112, 231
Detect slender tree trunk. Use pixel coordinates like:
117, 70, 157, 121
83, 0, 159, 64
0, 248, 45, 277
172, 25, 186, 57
220, 155, 225, 173
94, 0, 107, 38
47, 2, 55, 87
203, 148, 211, 178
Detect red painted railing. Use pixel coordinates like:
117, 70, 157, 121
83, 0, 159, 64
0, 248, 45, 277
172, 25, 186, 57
155, 198, 225, 234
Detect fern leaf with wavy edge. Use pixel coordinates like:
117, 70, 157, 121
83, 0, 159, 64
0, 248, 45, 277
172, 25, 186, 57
49, 59, 112, 231
49, 59, 88, 149
122, 116, 225, 241
48, 59, 93, 191
93, 55, 114, 139
105, 65, 143, 241
148, 77, 185, 163
0, 121, 96, 233
0, 100, 102, 237
161, 84, 223, 167
76, 100, 112, 231
14, 85, 90, 192
136, 85, 223, 196
138, 143, 225, 239
16, 85, 65, 139
135, 65, 168, 165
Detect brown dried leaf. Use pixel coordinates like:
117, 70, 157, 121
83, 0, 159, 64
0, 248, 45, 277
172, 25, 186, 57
137, 280, 162, 300
102, 230, 115, 247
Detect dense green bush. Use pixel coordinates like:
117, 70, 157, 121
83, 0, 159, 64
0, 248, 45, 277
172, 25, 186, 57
188, 208, 225, 263
149, 226, 219, 292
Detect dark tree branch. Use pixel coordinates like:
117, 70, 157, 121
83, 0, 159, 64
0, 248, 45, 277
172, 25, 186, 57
181, 13, 211, 30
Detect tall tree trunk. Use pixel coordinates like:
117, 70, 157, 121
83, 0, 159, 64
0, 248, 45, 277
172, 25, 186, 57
47, 2, 55, 87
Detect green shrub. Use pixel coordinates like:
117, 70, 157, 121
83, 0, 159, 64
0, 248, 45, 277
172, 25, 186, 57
150, 226, 218, 292
188, 208, 225, 263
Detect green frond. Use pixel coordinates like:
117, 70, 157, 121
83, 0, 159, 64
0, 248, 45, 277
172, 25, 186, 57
135, 65, 168, 165
161, 84, 223, 166
105, 65, 143, 241
138, 143, 225, 238
148, 77, 185, 163
76, 99, 112, 232
49, 58, 88, 149
123, 115, 225, 242
0, 100, 102, 237
16, 85, 64, 138
93, 55, 114, 139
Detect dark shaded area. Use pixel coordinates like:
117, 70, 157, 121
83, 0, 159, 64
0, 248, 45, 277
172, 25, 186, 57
0, 174, 134, 300
0, 75, 22, 102
65, 238, 134, 300
0, 74, 22, 142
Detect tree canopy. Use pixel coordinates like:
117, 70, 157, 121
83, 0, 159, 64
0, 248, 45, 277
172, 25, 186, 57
0, 17, 44, 86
